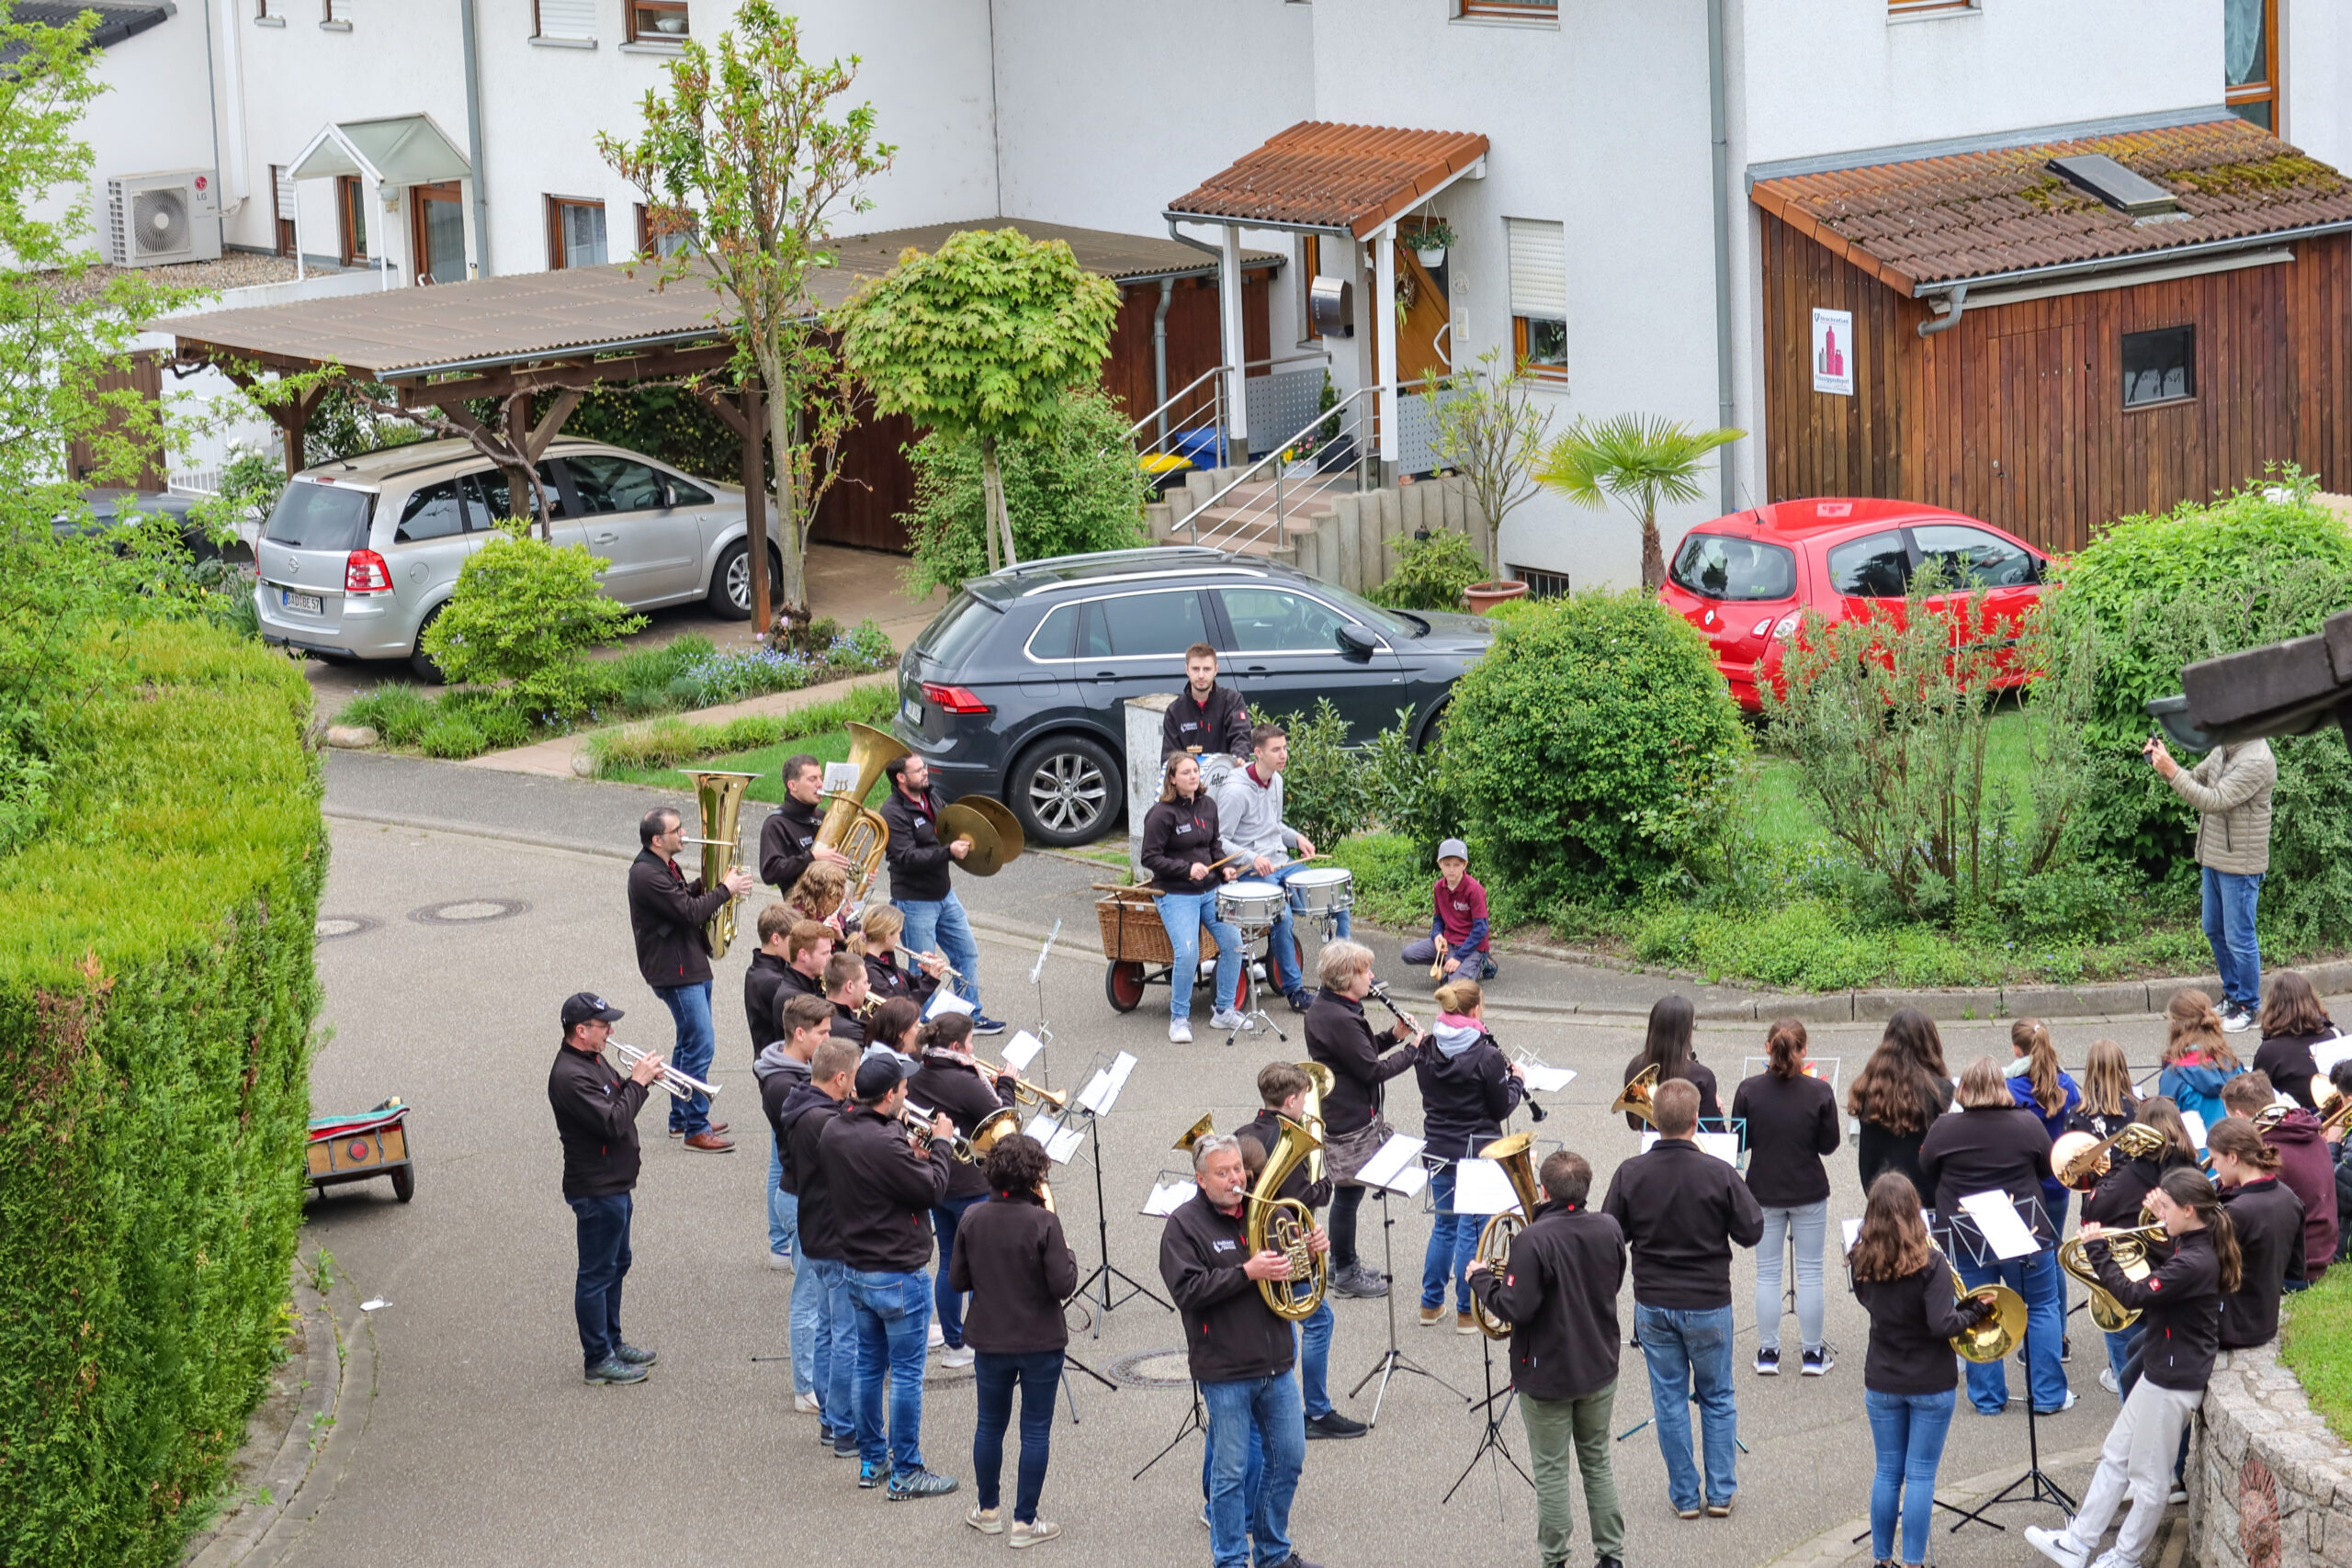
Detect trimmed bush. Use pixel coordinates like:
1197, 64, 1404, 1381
1370, 529, 1483, 612
0, 619, 322, 1567
1444, 591, 1747, 905
422, 528, 647, 717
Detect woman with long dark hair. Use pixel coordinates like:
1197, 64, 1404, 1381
1849, 1172, 1998, 1568
1849, 1010, 1953, 1195
2026, 1169, 2238, 1568
2255, 970, 2339, 1112
2207, 1118, 2302, 1349
1733, 1018, 1840, 1376
1622, 995, 1721, 1133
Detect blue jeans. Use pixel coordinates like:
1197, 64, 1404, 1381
1204, 1374, 1304, 1568
1956, 1247, 2067, 1413
1198, 1408, 1265, 1519
932, 1191, 983, 1349
1157, 888, 1242, 1023
1756, 1199, 1829, 1354
897, 891, 982, 1014
974, 1348, 1063, 1523
848, 1267, 934, 1476
1866, 1386, 1957, 1564
1297, 1298, 1333, 1419
2201, 866, 2265, 1012
768, 1136, 794, 1257
566, 1192, 632, 1368
775, 1191, 822, 1399
1421, 1163, 1477, 1314
1266, 860, 1350, 997
1634, 1302, 1738, 1513
806, 1256, 858, 1443
653, 980, 715, 1135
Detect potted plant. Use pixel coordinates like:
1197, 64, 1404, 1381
1413, 219, 1456, 269
1425, 349, 1555, 613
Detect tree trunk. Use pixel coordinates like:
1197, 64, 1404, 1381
752, 344, 806, 618
981, 435, 1017, 570
1640, 505, 1666, 592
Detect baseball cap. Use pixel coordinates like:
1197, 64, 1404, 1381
1437, 838, 1470, 864
855, 1054, 910, 1100
560, 992, 626, 1030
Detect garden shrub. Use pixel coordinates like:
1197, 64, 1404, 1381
1265, 698, 1366, 852
418, 713, 490, 759
422, 526, 647, 716
1359, 707, 1459, 863
1370, 530, 1484, 612
0, 619, 322, 1568
1328, 830, 1441, 928
1444, 591, 1747, 905
334, 685, 436, 748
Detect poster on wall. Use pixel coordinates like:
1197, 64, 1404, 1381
1812, 308, 1854, 397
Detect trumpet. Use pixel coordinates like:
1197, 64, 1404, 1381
610, 1042, 721, 1103
973, 1055, 1068, 1111
900, 1100, 971, 1161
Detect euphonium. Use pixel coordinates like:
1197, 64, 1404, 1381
2058, 1203, 2169, 1332
1469, 1132, 1543, 1340
819, 722, 906, 905
2050, 1120, 2168, 1191
681, 769, 760, 959
1244, 1114, 1328, 1322
1947, 1266, 2028, 1363
1296, 1061, 1334, 1184
1611, 1063, 1661, 1127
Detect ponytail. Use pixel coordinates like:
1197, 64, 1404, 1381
2205, 1116, 2282, 1175
2012, 1018, 2064, 1118
2157, 1167, 2242, 1294
923, 1011, 975, 1055
1766, 1017, 1807, 1081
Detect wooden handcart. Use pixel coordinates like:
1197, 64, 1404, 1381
1095, 885, 1301, 1016
306, 1099, 414, 1202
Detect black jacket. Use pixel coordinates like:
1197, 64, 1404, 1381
2064, 1100, 2141, 1141
1600, 1137, 1764, 1309
1856, 1080, 1955, 1197
2082, 1151, 2197, 1227
1304, 989, 1415, 1138
627, 849, 729, 989
865, 949, 938, 1011
2219, 1176, 2306, 1348
1159, 1189, 1295, 1383
881, 784, 956, 903
820, 1102, 956, 1273
1734, 1070, 1842, 1208
1162, 682, 1252, 760
1415, 1032, 1526, 1162
1917, 1105, 2057, 1244
548, 1043, 649, 1199
1851, 1250, 1995, 1395
758, 795, 826, 894
2089, 1226, 2222, 1391
948, 1189, 1078, 1354
1466, 1199, 1624, 1400
745, 950, 793, 1055
779, 1089, 850, 1258
2256, 1025, 2337, 1111
1237, 1109, 1333, 1210
1622, 1053, 1722, 1134
910, 1057, 1017, 1201
1139, 792, 1226, 896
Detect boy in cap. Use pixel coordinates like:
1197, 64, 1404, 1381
548, 992, 666, 1383
1398, 840, 1496, 983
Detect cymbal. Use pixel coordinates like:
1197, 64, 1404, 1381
939, 803, 1007, 876
953, 795, 1024, 866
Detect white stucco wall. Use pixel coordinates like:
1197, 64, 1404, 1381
24, 13, 218, 259
2283, 0, 2352, 169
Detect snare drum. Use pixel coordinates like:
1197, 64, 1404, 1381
1287, 866, 1354, 918
1217, 880, 1286, 931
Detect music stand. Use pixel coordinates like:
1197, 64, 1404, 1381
1347, 1138, 1468, 1425
1025, 920, 1062, 1081
1132, 1378, 1207, 1481
1937, 1195, 2075, 1532
1063, 1054, 1173, 1334
1442, 1333, 1534, 1510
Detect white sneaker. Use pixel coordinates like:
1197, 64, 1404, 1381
1010, 1518, 1062, 1549
941, 1345, 976, 1370
2090, 1551, 2141, 1568
2222, 1004, 2255, 1034
1209, 1009, 1247, 1032
2099, 1367, 2120, 1395
793, 1391, 821, 1415
2026, 1526, 2090, 1568
1169, 1020, 1193, 1043
929, 1319, 945, 1348
766, 1248, 795, 1272
2167, 1486, 2188, 1506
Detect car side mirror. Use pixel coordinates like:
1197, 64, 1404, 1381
1337, 624, 1379, 659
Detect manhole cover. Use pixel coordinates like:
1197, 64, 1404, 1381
408, 898, 530, 926
1103, 1348, 1194, 1389
314, 915, 378, 941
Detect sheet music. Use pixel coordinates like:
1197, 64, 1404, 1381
1452, 1157, 1522, 1217
820, 761, 861, 795
1077, 1067, 1114, 1114
1518, 1062, 1576, 1093
2312, 1035, 2352, 1077
2180, 1109, 2209, 1149
925, 987, 975, 1020
1046, 1125, 1083, 1163
1842, 1217, 1862, 1255
1001, 1030, 1046, 1072
1639, 1130, 1741, 1168
1143, 1178, 1197, 1216
1023, 1111, 1066, 1148
1957, 1190, 2041, 1259
1358, 1134, 1429, 1190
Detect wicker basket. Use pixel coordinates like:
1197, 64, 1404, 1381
1095, 886, 1224, 966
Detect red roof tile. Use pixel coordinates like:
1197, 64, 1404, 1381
1751, 119, 2352, 293
1166, 121, 1490, 242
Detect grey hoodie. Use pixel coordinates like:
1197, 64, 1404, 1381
753, 1043, 813, 1091
1429, 1016, 1483, 1060
1212, 762, 1300, 867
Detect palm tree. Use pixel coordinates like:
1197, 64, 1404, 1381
1535, 414, 1744, 592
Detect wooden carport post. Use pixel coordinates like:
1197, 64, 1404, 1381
217, 370, 328, 477
692, 380, 770, 637
426, 387, 584, 541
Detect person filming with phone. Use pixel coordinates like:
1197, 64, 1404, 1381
2142, 730, 2274, 1035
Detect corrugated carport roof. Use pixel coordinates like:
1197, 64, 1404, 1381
165, 218, 1280, 382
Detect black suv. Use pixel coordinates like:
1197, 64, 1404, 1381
891, 547, 1498, 846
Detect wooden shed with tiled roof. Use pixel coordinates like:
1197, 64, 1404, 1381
1748, 118, 2352, 552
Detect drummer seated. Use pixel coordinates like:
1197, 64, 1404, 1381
1211, 722, 1343, 1015
1398, 840, 1497, 984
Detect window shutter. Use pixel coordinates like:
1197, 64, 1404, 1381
273, 167, 296, 220
537, 0, 596, 38
1507, 218, 1567, 320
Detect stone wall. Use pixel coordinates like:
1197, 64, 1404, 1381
2192, 1345, 2352, 1568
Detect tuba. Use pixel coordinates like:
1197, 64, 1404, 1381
1469, 1132, 1543, 1340
681, 769, 760, 959
1611, 1063, 1661, 1127
2050, 1121, 2168, 1191
1173, 1113, 1216, 1154
819, 723, 906, 905
2058, 1206, 2169, 1332
1244, 1115, 1329, 1321
1947, 1266, 2028, 1362
1296, 1061, 1334, 1184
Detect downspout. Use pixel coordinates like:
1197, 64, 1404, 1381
1152, 276, 1174, 446
1707, 0, 1736, 513
461, 0, 490, 276
1917, 282, 1970, 336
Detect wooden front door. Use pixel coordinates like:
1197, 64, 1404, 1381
409, 181, 466, 285
1984, 323, 2089, 549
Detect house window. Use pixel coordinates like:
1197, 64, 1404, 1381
1507, 565, 1571, 600
1459, 0, 1557, 18
321, 0, 351, 24
626, 0, 689, 41
336, 174, 368, 265
1887, 0, 1975, 15
535, 0, 596, 39
271, 165, 296, 256
2225, 0, 2278, 130
634, 203, 692, 259
1506, 217, 1567, 382
2122, 325, 2195, 408
547, 197, 608, 269
1300, 233, 1321, 341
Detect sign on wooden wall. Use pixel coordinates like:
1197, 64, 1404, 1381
1811, 308, 1854, 397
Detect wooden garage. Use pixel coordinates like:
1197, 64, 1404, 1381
1751, 118, 2352, 553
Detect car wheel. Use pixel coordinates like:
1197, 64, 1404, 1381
707, 540, 785, 621
1009, 734, 1119, 847
409, 603, 449, 683
1414, 699, 1450, 752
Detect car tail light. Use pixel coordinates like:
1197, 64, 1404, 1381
345, 549, 392, 593
920, 682, 990, 716
1770, 612, 1802, 641
1749, 616, 1775, 638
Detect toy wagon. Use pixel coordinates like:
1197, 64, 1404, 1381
306, 1099, 414, 1202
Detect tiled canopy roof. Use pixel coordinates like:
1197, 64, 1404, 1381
1750, 118, 2352, 294
1166, 121, 1489, 241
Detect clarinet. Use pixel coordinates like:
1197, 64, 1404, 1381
1365, 978, 1423, 1038
1480, 1025, 1548, 1123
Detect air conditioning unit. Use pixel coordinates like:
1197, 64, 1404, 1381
101, 170, 223, 267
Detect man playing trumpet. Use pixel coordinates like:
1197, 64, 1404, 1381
547, 992, 665, 1385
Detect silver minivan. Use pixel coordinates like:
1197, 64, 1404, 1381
253, 437, 780, 679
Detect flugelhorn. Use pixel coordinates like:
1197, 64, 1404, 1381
1469, 1132, 1543, 1340
901, 1100, 983, 1163
1612, 1063, 1661, 1127
2049, 1120, 2167, 1191
609, 1042, 721, 1103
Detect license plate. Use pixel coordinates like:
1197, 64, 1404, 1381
901, 697, 922, 724
281, 589, 323, 615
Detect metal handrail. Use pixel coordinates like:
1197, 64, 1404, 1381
1128, 365, 1226, 454
1181, 382, 1390, 554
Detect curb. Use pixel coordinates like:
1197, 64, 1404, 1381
1759, 1444, 2106, 1568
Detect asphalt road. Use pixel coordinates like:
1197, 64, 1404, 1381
285, 751, 2199, 1568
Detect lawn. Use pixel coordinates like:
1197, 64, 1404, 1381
603, 730, 855, 802
2282, 1267, 2352, 1444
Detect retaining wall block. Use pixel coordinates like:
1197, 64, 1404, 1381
2007, 982, 2153, 1018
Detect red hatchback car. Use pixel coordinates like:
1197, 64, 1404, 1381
1657, 498, 2052, 712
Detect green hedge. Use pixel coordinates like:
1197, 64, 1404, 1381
0, 620, 323, 1567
